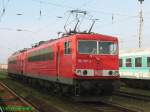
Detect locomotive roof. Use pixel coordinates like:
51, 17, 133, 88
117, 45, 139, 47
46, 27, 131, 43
119, 48, 150, 57
9, 33, 118, 57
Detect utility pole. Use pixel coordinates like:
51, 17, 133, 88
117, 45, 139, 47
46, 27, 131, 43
138, 0, 144, 48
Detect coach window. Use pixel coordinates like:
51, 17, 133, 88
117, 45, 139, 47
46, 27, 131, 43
135, 57, 142, 67
126, 58, 132, 67
119, 59, 123, 67
64, 41, 71, 54
147, 57, 150, 67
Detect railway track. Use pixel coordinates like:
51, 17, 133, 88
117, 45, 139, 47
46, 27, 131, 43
73, 96, 139, 112
2, 79, 139, 112
0, 81, 39, 112
113, 90, 150, 102
1, 77, 143, 112
91, 103, 137, 112
0, 107, 3, 112
98, 99, 138, 112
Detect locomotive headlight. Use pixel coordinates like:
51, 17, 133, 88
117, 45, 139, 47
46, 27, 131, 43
76, 70, 82, 75
75, 69, 94, 76
109, 71, 113, 75
103, 70, 119, 76
83, 70, 88, 76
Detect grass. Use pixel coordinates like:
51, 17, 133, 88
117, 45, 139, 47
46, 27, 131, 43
0, 70, 7, 80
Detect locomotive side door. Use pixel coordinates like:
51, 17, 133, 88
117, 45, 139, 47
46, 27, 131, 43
20, 53, 25, 75
21, 59, 23, 74
21, 55, 26, 75
56, 46, 60, 81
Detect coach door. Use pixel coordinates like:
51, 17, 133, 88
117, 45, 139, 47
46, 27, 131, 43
56, 46, 61, 81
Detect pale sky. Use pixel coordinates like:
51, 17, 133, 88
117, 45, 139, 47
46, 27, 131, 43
0, 0, 150, 63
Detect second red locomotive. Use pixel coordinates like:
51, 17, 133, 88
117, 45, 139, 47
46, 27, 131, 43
8, 33, 119, 96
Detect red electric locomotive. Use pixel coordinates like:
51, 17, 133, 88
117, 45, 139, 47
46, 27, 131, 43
8, 33, 119, 96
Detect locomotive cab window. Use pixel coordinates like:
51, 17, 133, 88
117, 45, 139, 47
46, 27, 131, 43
78, 40, 117, 55
99, 42, 117, 54
135, 57, 142, 67
147, 57, 150, 67
64, 41, 71, 54
126, 58, 132, 67
78, 40, 97, 54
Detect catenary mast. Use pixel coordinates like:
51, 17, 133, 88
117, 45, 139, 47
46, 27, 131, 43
138, 0, 144, 48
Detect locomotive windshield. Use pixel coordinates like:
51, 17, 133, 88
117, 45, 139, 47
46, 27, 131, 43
98, 42, 117, 54
78, 41, 97, 54
78, 40, 117, 55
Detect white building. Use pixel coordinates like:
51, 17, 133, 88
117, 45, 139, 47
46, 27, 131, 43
0, 64, 8, 70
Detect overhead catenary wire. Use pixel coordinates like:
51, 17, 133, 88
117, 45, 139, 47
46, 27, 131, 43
99, 16, 138, 29
78, 0, 95, 9
0, 27, 36, 34
31, 0, 73, 9
0, 0, 146, 36
31, 0, 139, 19
30, 0, 149, 35
77, 0, 138, 18
75, 0, 136, 31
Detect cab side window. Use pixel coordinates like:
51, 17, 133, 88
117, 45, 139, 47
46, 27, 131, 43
64, 41, 71, 54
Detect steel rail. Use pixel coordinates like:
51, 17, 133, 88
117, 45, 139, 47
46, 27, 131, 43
73, 96, 138, 112
0, 82, 40, 112
0, 107, 4, 112
114, 90, 150, 102
97, 97, 139, 112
